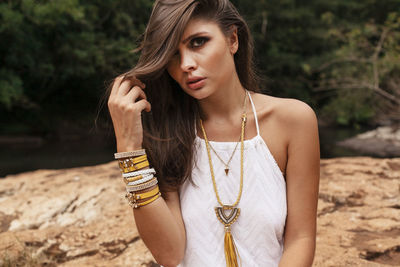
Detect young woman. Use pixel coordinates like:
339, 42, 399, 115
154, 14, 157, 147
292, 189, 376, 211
108, 0, 320, 266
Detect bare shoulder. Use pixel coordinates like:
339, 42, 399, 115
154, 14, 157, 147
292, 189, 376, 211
248, 92, 318, 174
252, 92, 317, 131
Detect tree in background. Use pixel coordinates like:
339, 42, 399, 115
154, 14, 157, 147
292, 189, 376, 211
234, 0, 400, 127
0, 0, 152, 135
0, 0, 399, 136
312, 11, 400, 126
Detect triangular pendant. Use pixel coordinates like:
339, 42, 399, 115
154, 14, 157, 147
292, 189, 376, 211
215, 206, 240, 226
224, 168, 229, 175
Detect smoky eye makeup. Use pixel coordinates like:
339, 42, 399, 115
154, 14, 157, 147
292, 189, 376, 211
189, 36, 210, 48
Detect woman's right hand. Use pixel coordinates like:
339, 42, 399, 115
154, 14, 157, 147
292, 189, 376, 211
108, 76, 151, 152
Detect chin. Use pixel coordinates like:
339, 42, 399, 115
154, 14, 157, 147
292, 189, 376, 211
182, 87, 213, 100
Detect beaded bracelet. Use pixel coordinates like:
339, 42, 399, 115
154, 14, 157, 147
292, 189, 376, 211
126, 178, 158, 192
124, 174, 153, 184
123, 168, 156, 178
126, 176, 156, 189
126, 174, 154, 186
114, 149, 146, 159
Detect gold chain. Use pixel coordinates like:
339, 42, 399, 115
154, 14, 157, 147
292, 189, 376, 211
207, 93, 247, 174
199, 112, 246, 207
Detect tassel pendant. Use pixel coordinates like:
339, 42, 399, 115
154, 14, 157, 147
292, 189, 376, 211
215, 206, 241, 267
224, 227, 240, 267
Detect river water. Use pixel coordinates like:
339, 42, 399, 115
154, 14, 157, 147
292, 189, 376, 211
0, 126, 373, 177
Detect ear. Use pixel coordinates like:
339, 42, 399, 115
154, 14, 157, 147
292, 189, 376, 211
228, 25, 239, 55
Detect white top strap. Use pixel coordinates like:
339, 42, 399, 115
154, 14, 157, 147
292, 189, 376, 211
247, 90, 260, 136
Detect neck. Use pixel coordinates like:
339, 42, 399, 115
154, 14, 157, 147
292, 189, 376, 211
198, 73, 247, 124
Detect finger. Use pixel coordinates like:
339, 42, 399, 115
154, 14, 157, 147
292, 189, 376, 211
135, 99, 152, 113
117, 79, 134, 96
120, 76, 146, 92
110, 76, 124, 98
126, 86, 147, 103
124, 75, 146, 89
119, 78, 147, 96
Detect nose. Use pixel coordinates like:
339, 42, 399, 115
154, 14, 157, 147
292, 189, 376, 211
180, 50, 197, 72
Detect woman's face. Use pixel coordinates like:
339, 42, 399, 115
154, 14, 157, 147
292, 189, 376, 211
166, 18, 238, 99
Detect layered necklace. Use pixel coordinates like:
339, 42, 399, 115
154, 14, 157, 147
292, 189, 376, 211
199, 91, 247, 267
207, 94, 247, 176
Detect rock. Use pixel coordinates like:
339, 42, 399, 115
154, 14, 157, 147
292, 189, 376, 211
338, 126, 400, 157
0, 158, 399, 266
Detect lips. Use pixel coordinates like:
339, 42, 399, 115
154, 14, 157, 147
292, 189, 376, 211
187, 76, 206, 90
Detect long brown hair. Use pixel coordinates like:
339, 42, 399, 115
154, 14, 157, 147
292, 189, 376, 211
109, 0, 259, 197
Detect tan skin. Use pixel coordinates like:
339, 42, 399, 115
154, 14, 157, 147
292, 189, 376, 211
109, 18, 320, 266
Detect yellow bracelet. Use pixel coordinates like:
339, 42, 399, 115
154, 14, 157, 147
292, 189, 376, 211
118, 155, 148, 172
133, 192, 161, 209
125, 186, 160, 204
120, 160, 149, 173
132, 154, 147, 161
124, 175, 144, 184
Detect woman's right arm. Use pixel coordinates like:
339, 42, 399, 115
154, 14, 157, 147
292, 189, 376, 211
108, 77, 186, 266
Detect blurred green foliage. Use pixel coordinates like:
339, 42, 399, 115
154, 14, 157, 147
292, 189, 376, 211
0, 0, 399, 135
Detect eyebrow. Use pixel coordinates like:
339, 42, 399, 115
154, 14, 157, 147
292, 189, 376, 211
182, 31, 209, 44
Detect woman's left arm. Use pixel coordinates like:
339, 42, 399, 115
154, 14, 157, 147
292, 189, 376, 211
279, 101, 320, 267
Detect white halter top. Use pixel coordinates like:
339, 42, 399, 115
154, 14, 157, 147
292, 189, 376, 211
178, 91, 287, 267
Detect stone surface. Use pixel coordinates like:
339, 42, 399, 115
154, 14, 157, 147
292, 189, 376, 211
0, 158, 399, 266
338, 126, 400, 157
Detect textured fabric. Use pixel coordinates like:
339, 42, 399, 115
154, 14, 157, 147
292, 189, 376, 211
178, 92, 287, 267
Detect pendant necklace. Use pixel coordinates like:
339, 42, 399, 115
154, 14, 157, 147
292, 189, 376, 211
199, 90, 247, 267
206, 93, 247, 176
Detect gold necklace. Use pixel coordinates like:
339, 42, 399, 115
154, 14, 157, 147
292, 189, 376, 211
199, 107, 246, 267
206, 93, 247, 176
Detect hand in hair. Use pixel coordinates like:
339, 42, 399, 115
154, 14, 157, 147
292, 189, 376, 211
108, 76, 151, 152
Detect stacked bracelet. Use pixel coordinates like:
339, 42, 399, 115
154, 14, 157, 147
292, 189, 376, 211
114, 149, 160, 208
126, 178, 158, 192
127, 192, 161, 208
118, 156, 150, 173
124, 174, 152, 184
122, 168, 156, 178
114, 149, 146, 159
126, 174, 154, 186
125, 186, 161, 208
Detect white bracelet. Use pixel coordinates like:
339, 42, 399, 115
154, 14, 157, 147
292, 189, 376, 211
114, 149, 146, 159
122, 168, 156, 178
126, 174, 154, 186
125, 173, 153, 185
124, 173, 153, 183
126, 178, 158, 192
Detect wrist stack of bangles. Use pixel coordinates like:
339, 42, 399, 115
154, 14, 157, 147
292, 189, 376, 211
114, 149, 161, 209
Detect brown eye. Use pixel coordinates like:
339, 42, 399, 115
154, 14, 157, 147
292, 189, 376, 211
190, 37, 209, 48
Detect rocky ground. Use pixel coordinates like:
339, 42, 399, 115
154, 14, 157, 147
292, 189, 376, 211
0, 157, 399, 267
